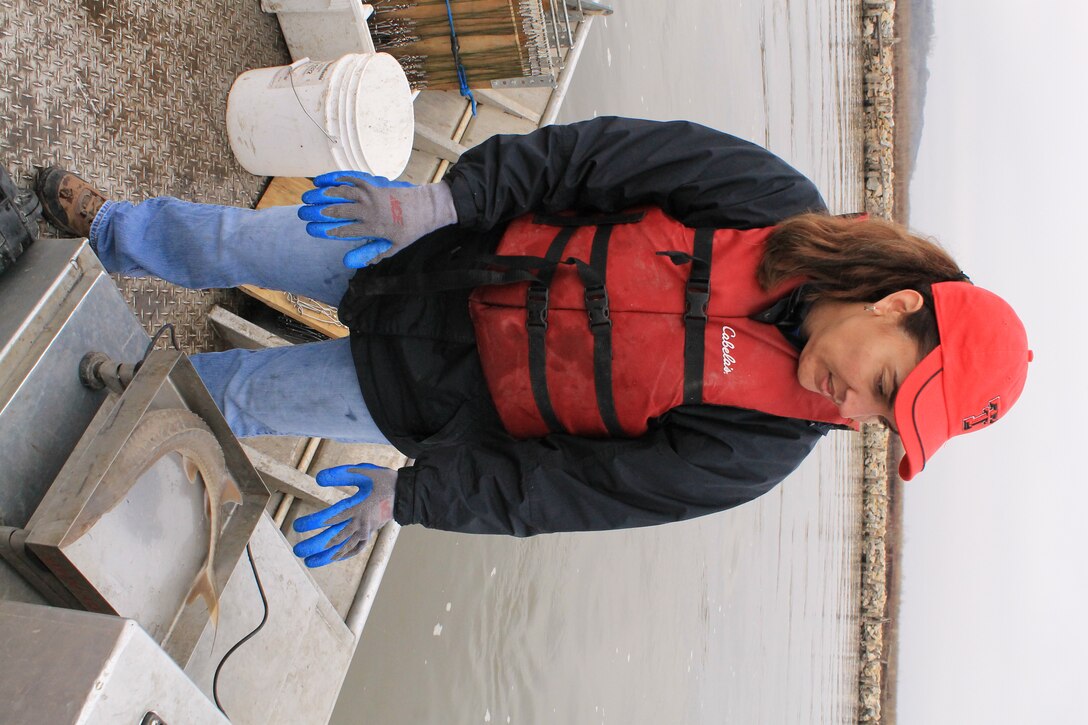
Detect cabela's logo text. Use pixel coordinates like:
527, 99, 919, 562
721, 325, 738, 374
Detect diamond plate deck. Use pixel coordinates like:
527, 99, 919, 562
1, 0, 291, 352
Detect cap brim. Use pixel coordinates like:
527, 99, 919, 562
895, 346, 948, 481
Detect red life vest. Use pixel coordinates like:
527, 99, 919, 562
467, 208, 852, 438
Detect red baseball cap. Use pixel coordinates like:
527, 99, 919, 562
895, 281, 1032, 480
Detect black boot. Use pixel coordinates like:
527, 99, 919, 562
0, 164, 41, 277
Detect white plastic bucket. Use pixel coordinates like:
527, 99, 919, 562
327, 55, 356, 163
226, 53, 414, 178
340, 56, 372, 170
340, 53, 414, 179
326, 57, 355, 170
323, 54, 372, 173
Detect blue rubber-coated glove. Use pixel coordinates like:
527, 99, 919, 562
292, 463, 397, 568
298, 171, 458, 268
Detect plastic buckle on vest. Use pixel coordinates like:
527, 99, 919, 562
684, 281, 710, 321
585, 285, 612, 329
527, 285, 549, 329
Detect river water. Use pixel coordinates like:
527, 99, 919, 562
332, 1, 865, 722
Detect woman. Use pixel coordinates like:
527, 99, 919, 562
36, 117, 1031, 566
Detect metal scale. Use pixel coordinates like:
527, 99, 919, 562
0, 240, 356, 723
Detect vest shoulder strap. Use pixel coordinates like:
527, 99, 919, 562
527, 226, 578, 432
682, 228, 715, 405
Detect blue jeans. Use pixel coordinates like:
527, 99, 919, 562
90, 197, 390, 444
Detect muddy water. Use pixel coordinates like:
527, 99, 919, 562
333, 1, 865, 722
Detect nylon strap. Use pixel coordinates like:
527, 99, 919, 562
527, 226, 577, 433
353, 265, 542, 296
589, 225, 623, 437
567, 226, 623, 437
682, 229, 715, 405
532, 210, 646, 227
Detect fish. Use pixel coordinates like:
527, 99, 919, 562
73, 408, 242, 629
180, 439, 243, 631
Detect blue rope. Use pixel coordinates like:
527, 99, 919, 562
443, 0, 478, 115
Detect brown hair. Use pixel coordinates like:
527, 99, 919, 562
759, 213, 967, 354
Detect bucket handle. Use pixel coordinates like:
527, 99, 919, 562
287, 57, 339, 146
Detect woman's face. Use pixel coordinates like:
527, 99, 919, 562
796, 290, 925, 428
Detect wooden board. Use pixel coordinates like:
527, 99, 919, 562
255, 176, 314, 209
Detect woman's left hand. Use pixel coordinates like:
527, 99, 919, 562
291, 463, 397, 567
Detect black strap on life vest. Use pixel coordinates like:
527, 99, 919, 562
353, 262, 543, 296
565, 224, 623, 438
527, 226, 577, 433
682, 229, 715, 405
588, 225, 623, 437
533, 210, 646, 227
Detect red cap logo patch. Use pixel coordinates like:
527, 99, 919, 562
961, 397, 1000, 431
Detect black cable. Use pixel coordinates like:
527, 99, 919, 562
212, 543, 270, 717
142, 322, 180, 361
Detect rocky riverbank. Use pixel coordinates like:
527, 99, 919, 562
858, 1, 899, 723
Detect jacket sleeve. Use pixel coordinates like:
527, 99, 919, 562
392, 406, 830, 536
443, 116, 828, 230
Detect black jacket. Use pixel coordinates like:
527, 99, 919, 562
338, 116, 834, 536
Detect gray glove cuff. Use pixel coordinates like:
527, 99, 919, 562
420, 180, 458, 232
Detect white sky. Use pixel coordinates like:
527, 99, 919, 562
899, 2, 1088, 722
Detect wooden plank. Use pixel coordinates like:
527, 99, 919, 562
413, 90, 467, 138
413, 122, 469, 163
433, 100, 476, 180
461, 101, 538, 148
400, 149, 444, 185
208, 306, 290, 350
255, 176, 313, 209
473, 88, 543, 124
411, 90, 469, 178
238, 286, 349, 339
241, 443, 342, 508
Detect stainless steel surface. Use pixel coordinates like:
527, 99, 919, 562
0, 525, 82, 608
23, 351, 270, 664
0, 601, 228, 724
0, 556, 47, 605
184, 513, 356, 725
0, 239, 149, 528
59, 450, 215, 636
